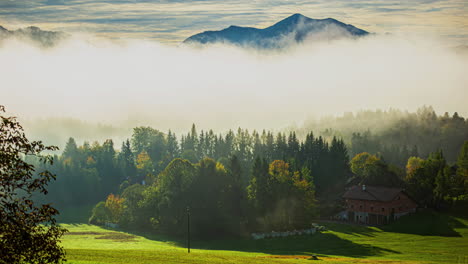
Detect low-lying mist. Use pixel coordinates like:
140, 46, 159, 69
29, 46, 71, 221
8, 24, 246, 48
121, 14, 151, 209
1, 32, 467, 147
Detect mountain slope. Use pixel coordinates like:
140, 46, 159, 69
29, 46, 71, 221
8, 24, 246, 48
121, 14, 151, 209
0, 25, 67, 47
184, 14, 369, 49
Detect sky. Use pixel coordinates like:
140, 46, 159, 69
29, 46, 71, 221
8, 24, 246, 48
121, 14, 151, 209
1, 0, 468, 44
1, 0, 468, 146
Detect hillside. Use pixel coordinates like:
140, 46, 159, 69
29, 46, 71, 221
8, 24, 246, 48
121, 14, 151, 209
184, 13, 369, 49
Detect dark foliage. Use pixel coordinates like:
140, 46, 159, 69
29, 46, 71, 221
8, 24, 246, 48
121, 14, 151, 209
26, 109, 467, 238
0, 105, 66, 264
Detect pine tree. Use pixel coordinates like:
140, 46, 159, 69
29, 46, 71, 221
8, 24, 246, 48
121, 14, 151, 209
434, 166, 452, 203
118, 139, 137, 183
287, 131, 300, 170
456, 141, 468, 193
265, 131, 274, 161
226, 155, 243, 234
247, 157, 270, 215
62, 137, 78, 160
166, 130, 179, 162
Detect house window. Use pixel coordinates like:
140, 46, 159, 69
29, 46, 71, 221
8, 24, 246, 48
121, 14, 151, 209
359, 205, 363, 210
371, 206, 374, 211
382, 208, 385, 212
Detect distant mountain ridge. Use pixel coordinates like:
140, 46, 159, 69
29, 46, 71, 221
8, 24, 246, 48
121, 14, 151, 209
184, 14, 369, 49
0, 25, 67, 47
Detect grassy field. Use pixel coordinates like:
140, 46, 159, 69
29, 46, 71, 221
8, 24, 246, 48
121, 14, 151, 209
62, 211, 468, 264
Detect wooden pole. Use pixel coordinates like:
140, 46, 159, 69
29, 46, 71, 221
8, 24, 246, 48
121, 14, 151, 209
187, 206, 190, 253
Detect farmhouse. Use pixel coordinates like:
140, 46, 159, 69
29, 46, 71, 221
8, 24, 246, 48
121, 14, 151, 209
343, 185, 417, 225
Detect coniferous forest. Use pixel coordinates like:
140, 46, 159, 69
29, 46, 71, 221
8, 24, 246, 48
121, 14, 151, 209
28, 107, 468, 239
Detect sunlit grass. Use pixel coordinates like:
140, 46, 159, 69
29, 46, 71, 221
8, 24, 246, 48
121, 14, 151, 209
61, 212, 468, 264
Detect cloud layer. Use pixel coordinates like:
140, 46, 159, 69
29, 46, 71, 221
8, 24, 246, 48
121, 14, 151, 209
1, 34, 467, 135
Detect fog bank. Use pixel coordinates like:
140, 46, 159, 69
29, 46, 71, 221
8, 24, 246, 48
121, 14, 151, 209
1, 33, 467, 136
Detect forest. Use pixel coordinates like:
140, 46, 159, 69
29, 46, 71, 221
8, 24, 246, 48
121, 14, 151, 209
31, 106, 468, 238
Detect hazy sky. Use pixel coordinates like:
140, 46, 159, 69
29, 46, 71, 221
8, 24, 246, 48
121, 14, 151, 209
1, 0, 468, 44
1, 0, 468, 142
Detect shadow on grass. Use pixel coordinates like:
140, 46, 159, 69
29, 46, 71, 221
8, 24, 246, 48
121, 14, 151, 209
381, 210, 467, 237
192, 232, 399, 258
125, 228, 399, 259
318, 222, 379, 237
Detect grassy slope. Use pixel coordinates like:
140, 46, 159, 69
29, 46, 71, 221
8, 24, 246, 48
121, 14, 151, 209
62, 211, 468, 264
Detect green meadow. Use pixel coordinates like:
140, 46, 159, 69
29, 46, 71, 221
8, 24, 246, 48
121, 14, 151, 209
61, 211, 468, 264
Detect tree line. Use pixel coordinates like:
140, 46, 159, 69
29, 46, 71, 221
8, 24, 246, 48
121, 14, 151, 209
301, 106, 468, 166
31, 121, 468, 238
36, 125, 350, 207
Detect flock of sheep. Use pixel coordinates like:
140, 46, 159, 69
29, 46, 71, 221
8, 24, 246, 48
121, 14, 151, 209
250, 224, 326, 240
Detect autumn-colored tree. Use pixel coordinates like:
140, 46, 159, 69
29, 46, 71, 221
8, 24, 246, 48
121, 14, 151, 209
351, 152, 401, 187
406, 156, 424, 180
136, 150, 153, 183
136, 151, 152, 170
291, 170, 316, 226
269, 160, 290, 183
350, 152, 379, 177
105, 194, 125, 223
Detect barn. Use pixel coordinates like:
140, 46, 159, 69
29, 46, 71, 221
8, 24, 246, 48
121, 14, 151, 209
343, 185, 417, 225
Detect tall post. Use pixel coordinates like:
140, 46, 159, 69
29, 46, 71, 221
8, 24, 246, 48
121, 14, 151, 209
187, 206, 190, 253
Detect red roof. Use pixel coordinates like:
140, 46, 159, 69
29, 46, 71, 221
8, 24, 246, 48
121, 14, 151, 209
343, 185, 404, 202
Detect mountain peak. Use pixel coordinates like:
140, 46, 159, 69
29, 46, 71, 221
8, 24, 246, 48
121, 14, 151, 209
287, 13, 307, 20
271, 13, 310, 27
184, 14, 369, 49
0, 25, 67, 47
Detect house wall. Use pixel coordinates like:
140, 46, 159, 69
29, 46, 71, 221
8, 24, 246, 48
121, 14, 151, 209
345, 192, 417, 225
